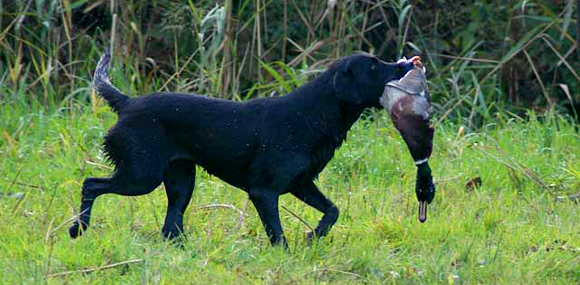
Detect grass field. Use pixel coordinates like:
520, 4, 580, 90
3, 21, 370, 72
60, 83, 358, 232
1, 1, 579, 284
1, 101, 579, 284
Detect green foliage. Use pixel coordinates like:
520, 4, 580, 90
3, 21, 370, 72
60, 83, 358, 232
1, 106, 579, 284
2, 0, 579, 128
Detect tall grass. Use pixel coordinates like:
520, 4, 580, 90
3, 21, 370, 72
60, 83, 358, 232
1, 1, 579, 128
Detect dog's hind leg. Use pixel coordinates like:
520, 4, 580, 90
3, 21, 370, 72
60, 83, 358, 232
69, 160, 165, 238
161, 160, 196, 239
291, 181, 339, 241
69, 177, 110, 238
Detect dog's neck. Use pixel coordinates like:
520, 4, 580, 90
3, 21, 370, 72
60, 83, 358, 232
287, 71, 366, 145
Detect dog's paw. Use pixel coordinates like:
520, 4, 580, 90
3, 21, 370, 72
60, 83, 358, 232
304, 231, 316, 244
304, 231, 334, 245
69, 222, 86, 238
162, 228, 181, 240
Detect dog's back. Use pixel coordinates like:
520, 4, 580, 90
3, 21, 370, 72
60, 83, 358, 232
103, 85, 344, 193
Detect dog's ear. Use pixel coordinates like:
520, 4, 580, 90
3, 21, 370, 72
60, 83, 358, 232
333, 59, 363, 104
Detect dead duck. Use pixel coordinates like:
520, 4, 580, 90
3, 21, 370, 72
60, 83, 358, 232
380, 56, 435, 223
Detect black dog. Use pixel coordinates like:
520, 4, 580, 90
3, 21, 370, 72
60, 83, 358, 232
69, 51, 416, 246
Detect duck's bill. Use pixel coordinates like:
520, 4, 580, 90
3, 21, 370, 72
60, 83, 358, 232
418, 201, 428, 223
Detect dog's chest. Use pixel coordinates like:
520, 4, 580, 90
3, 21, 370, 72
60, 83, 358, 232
309, 141, 339, 177
248, 130, 345, 191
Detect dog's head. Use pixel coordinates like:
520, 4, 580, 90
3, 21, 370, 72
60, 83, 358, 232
332, 53, 415, 107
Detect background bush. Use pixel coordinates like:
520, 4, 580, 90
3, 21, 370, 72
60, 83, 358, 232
1, 0, 578, 127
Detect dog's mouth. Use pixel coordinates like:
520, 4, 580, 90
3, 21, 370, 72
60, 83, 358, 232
380, 63, 436, 222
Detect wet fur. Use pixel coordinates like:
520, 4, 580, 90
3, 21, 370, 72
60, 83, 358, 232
69, 51, 414, 246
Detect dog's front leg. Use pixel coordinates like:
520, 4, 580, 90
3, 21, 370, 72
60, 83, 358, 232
248, 190, 287, 248
291, 181, 339, 242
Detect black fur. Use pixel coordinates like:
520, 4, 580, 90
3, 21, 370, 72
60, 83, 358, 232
92, 51, 129, 112
70, 51, 415, 246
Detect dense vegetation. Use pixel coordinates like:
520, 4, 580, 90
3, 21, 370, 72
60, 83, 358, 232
1, 0, 579, 284
2, 0, 579, 124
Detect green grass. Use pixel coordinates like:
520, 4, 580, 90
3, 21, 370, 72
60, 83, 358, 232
2, 1, 579, 283
1, 102, 579, 284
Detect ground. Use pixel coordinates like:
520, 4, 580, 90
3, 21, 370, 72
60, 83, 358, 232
1, 106, 579, 284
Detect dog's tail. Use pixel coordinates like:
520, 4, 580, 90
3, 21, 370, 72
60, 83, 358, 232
93, 50, 129, 113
